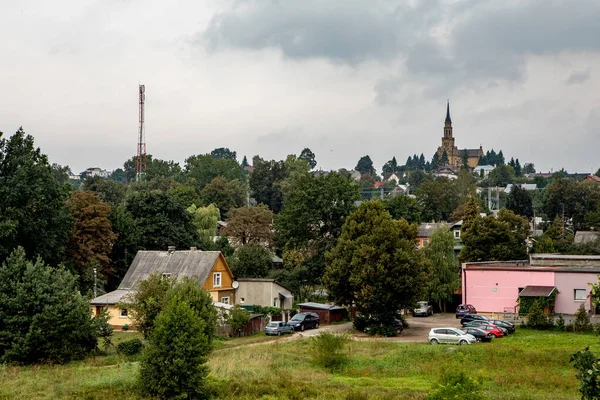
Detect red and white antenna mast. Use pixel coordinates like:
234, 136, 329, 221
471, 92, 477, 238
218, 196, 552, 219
135, 84, 146, 181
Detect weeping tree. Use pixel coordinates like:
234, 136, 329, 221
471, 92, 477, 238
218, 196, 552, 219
187, 204, 220, 243
425, 225, 460, 312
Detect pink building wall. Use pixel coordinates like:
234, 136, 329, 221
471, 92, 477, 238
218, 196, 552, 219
554, 272, 595, 314
463, 269, 554, 313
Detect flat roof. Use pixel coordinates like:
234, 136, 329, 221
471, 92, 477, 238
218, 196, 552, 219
463, 263, 600, 274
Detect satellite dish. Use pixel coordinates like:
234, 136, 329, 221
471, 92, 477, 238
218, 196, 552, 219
232, 281, 239, 289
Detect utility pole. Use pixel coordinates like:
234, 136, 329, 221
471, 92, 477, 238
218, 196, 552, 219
93, 267, 97, 298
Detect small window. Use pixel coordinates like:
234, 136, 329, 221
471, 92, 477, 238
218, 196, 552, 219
213, 272, 222, 288
221, 296, 229, 305
120, 308, 128, 318
574, 289, 587, 301
454, 230, 461, 239
273, 298, 278, 307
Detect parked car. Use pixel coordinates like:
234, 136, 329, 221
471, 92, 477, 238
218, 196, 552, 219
460, 314, 488, 326
456, 304, 477, 318
264, 321, 294, 336
287, 312, 320, 331
364, 318, 404, 335
428, 328, 477, 345
413, 301, 434, 317
488, 319, 516, 334
461, 327, 494, 342
475, 323, 504, 338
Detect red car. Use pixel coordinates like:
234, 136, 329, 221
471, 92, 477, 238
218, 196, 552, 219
475, 323, 504, 338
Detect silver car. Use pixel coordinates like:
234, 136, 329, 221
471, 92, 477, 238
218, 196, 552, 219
413, 301, 434, 317
265, 321, 294, 336
428, 327, 477, 345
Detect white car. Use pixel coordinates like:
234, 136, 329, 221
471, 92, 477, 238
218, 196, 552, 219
428, 327, 477, 345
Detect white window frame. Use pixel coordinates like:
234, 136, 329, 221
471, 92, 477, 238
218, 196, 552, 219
221, 296, 229, 305
213, 272, 222, 288
120, 308, 129, 318
454, 230, 461, 239
574, 289, 587, 301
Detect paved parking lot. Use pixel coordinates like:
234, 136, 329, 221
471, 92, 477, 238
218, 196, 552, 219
354, 313, 464, 343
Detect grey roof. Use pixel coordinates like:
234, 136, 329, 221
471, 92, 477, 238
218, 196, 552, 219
418, 223, 449, 238
504, 184, 537, 194
458, 149, 482, 157
237, 278, 294, 293
299, 302, 345, 311
474, 165, 495, 171
445, 101, 452, 124
90, 289, 131, 305
119, 250, 223, 290
519, 286, 557, 297
574, 231, 600, 244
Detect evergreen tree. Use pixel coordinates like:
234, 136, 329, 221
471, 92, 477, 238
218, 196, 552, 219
514, 159, 522, 177
506, 185, 534, 218
419, 153, 426, 170
440, 150, 449, 166
382, 157, 398, 174
497, 150, 505, 165
461, 150, 469, 169
241, 155, 249, 168
405, 156, 413, 169
355, 155, 376, 176
431, 152, 440, 169
508, 158, 516, 168
299, 148, 317, 169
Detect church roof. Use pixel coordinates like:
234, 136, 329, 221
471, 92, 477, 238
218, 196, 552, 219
458, 148, 481, 157
445, 101, 452, 124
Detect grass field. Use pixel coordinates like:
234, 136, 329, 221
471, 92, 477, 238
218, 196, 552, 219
0, 328, 597, 399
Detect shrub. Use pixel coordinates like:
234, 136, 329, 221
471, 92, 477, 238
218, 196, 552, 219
117, 339, 143, 356
555, 314, 565, 331
571, 348, 600, 400
573, 304, 592, 333
428, 371, 484, 400
227, 305, 250, 337
526, 300, 553, 330
122, 324, 129, 331
311, 331, 349, 372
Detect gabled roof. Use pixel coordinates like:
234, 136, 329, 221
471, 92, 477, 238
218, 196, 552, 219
298, 302, 345, 311
118, 250, 225, 290
417, 223, 450, 238
518, 286, 557, 297
90, 289, 130, 305
374, 181, 386, 189
458, 149, 482, 157
586, 175, 600, 183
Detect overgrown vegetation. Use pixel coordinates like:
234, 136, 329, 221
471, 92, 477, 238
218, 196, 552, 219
571, 347, 600, 400
428, 371, 484, 400
526, 299, 554, 329
573, 304, 593, 333
117, 339, 143, 356
311, 332, 349, 372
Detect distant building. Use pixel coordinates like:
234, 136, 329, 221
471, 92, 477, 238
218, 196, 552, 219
585, 175, 600, 184
83, 167, 111, 178
436, 102, 483, 170
574, 231, 600, 244
432, 165, 458, 180
504, 184, 538, 194
473, 165, 494, 178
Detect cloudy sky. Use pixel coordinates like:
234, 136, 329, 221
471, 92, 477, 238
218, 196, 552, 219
1, 0, 599, 174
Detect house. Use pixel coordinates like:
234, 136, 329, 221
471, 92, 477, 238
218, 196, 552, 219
298, 302, 347, 324
235, 278, 294, 309
416, 223, 440, 248
473, 165, 495, 178
373, 181, 387, 189
83, 167, 111, 178
585, 175, 600, 184
574, 231, 600, 244
90, 247, 235, 328
432, 165, 458, 180
462, 254, 600, 315
504, 184, 537, 194
382, 172, 402, 184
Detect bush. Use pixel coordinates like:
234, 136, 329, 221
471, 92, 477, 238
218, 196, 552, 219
122, 324, 129, 331
117, 339, 143, 356
311, 331, 349, 372
555, 314, 565, 331
428, 371, 484, 400
571, 348, 600, 400
526, 300, 553, 330
573, 304, 593, 333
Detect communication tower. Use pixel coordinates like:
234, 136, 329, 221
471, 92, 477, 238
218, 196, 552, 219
135, 84, 146, 181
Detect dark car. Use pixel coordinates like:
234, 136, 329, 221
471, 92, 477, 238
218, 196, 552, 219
456, 304, 477, 319
460, 314, 488, 326
462, 327, 494, 342
287, 312, 320, 331
488, 319, 516, 334
365, 318, 404, 335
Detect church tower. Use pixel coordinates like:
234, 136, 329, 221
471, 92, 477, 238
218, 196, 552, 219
441, 101, 455, 153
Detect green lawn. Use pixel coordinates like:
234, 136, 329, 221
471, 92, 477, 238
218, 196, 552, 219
0, 329, 597, 399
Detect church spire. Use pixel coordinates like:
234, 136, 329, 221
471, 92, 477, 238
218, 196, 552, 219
445, 100, 452, 124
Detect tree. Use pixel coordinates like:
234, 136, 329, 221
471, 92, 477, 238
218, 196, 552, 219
0, 128, 72, 266
66, 191, 118, 291
249, 157, 287, 213
571, 347, 600, 400
184, 154, 245, 192
200, 176, 246, 218
299, 148, 317, 169
408, 170, 427, 190
227, 305, 250, 337
229, 244, 272, 278
514, 158, 522, 177
241, 155, 249, 168
355, 155, 375, 176
497, 150, 505, 165
544, 178, 600, 231
106, 205, 140, 291
425, 226, 460, 312
459, 209, 530, 262
455, 169, 476, 199
187, 204, 220, 243
83, 175, 127, 207
488, 165, 515, 187
461, 149, 469, 169
139, 300, 211, 399
120, 272, 175, 338
506, 185, 534, 218
210, 147, 237, 160
523, 163, 536, 175
0, 247, 101, 363
323, 201, 429, 332
382, 156, 399, 174
440, 150, 449, 166
416, 178, 460, 222
587, 203, 600, 231
125, 191, 198, 251
418, 153, 426, 170
431, 152, 440, 170
168, 184, 202, 209
383, 195, 423, 224
109, 168, 126, 183
221, 205, 274, 246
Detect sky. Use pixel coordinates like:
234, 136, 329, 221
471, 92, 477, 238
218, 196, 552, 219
1, 0, 599, 175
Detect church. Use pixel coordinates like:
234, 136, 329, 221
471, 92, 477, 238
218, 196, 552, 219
436, 102, 483, 170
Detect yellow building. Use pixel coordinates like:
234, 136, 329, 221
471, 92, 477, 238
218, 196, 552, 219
436, 102, 483, 170
90, 248, 235, 328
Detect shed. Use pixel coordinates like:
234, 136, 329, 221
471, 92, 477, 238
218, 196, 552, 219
298, 302, 347, 324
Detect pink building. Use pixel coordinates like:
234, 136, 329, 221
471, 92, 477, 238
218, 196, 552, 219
462, 254, 600, 315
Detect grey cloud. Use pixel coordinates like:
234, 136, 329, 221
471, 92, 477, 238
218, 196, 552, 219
567, 69, 591, 85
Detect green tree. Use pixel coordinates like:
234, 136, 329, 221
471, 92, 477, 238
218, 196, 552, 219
323, 201, 429, 332
416, 178, 460, 222
139, 300, 211, 399
109, 168, 126, 183
425, 225, 460, 312
210, 147, 237, 160
506, 185, 534, 218
461, 149, 469, 169
221, 205, 274, 246
106, 205, 140, 291
544, 178, 600, 231
431, 152, 440, 170
587, 203, 600, 231
571, 348, 600, 400
459, 209, 530, 262
229, 244, 272, 278
187, 204, 220, 243
241, 155, 249, 168
169, 184, 202, 208
125, 191, 199, 250
523, 163, 536, 175
66, 191, 118, 291
382, 157, 398, 174
455, 168, 476, 199
0, 128, 72, 266
200, 176, 246, 218
355, 155, 375, 176
184, 154, 245, 192
439, 150, 449, 166
383, 195, 423, 224
488, 164, 515, 187
83, 175, 128, 206
249, 157, 287, 213
227, 305, 250, 337
408, 170, 427, 190
0, 247, 101, 363
299, 148, 317, 169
